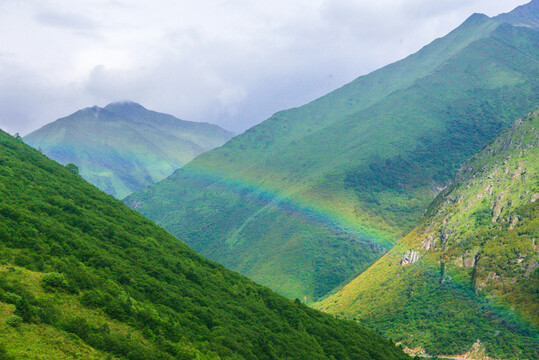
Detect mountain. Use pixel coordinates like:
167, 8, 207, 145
317, 109, 539, 359
495, 0, 539, 29
0, 129, 409, 360
24, 101, 234, 199
125, 2, 539, 301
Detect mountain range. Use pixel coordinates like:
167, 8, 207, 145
125, 1, 539, 302
24, 101, 234, 199
317, 108, 539, 359
2, 1, 537, 359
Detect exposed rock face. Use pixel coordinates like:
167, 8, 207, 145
421, 235, 436, 250
463, 254, 476, 268
509, 215, 519, 230
454, 252, 477, 268
400, 250, 420, 265
491, 191, 507, 223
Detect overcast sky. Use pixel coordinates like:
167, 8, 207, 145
0, 0, 528, 135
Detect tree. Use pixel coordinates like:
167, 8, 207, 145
65, 163, 79, 175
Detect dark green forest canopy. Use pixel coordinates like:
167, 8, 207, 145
0, 130, 409, 359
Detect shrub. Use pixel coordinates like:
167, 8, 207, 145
41, 272, 69, 292
5, 315, 22, 328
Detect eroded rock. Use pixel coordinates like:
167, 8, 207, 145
400, 250, 420, 266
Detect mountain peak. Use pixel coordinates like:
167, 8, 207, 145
104, 100, 148, 113
74, 105, 103, 120
461, 12, 490, 27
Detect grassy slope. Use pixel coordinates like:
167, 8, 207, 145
126, 14, 539, 301
317, 109, 539, 359
0, 129, 409, 360
24, 102, 234, 199
495, 0, 539, 29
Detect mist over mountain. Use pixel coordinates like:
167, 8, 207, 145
24, 101, 234, 199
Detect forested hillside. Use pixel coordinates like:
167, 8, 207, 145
317, 109, 539, 359
0, 129, 408, 360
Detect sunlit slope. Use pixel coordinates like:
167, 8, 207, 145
317, 109, 539, 359
24, 101, 234, 199
126, 9, 539, 301
0, 129, 410, 360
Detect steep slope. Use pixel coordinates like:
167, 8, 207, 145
24, 101, 234, 199
126, 3, 539, 301
495, 0, 539, 29
0, 129, 409, 360
317, 109, 539, 359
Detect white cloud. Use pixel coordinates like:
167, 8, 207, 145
0, 0, 528, 135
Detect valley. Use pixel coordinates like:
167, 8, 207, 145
126, 6, 539, 303
0, 1, 537, 359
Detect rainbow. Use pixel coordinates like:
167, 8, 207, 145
182, 162, 396, 249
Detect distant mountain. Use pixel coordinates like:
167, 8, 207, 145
125, 2, 539, 301
24, 101, 234, 199
0, 129, 409, 359
317, 109, 539, 359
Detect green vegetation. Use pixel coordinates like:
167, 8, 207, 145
495, 0, 539, 29
317, 109, 539, 359
0, 129, 409, 359
24, 101, 234, 199
126, 7, 539, 301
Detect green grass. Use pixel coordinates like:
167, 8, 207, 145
126, 16, 539, 301
0, 129, 409, 359
24, 101, 234, 199
316, 109, 539, 359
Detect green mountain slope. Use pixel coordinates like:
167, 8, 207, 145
24, 101, 234, 199
126, 3, 539, 301
0, 129, 409, 360
317, 109, 539, 359
496, 0, 539, 29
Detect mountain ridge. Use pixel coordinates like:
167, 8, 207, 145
495, 0, 539, 29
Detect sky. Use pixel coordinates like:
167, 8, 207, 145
0, 0, 528, 135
